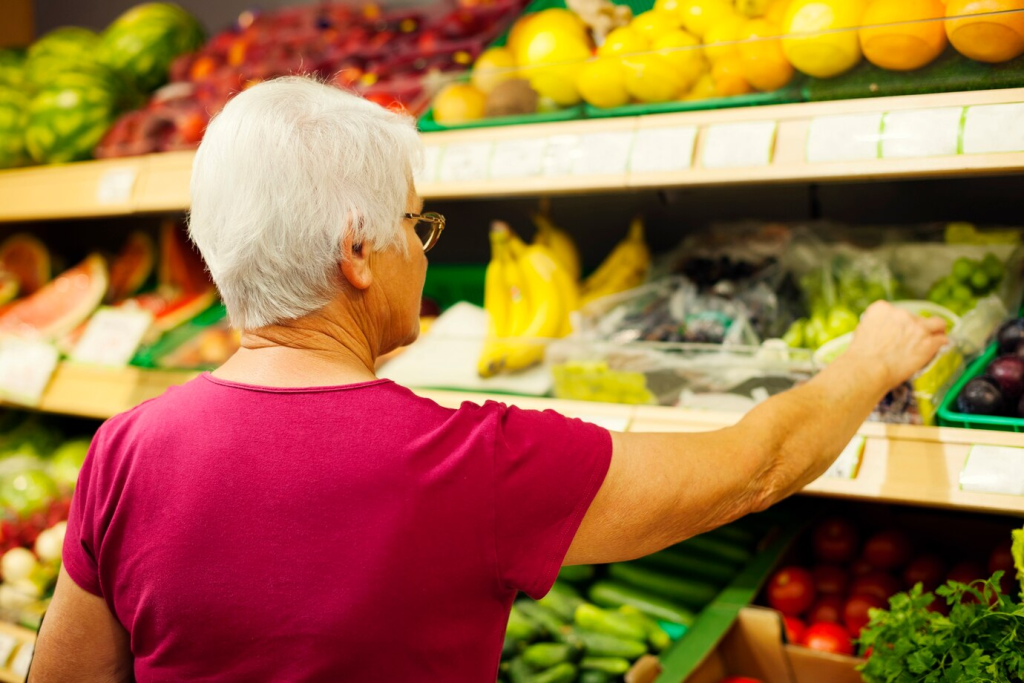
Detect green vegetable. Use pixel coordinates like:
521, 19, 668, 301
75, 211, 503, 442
1012, 527, 1024, 599
574, 603, 646, 641
539, 586, 584, 622
705, 524, 757, 548
508, 657, 533, 683
502, 636, 523, 661
529, 663, 578, 683
588, 581, 695, 626
550, 581, 582, 598
558, 564, 595, 583
516, 601, 569, 641
618, 605, 671, 651
579, 671, 612, 683
580, 656, 631, 674
522, 642, 579, 669
573, 630, 648, 659
636, 549, 735, 584
507, 606, 540, 642
608, 563, 719, 609
676, 535, 752, 566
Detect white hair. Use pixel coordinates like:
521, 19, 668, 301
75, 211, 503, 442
188, 76, 422, 330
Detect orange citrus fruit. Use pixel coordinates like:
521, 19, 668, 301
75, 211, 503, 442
432, 83, 487, 124
738, 19, 795, 90
945, 0, 1024, 63
860, 0, 947, 70
711, 54, 754, 95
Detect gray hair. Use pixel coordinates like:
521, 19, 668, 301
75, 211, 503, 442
188, 76, 422, 330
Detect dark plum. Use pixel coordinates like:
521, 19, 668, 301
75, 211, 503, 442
1019, 393, 1024, 418
996, 318, 1024, 354
987, 355, 1024, 401
956, 377, 1006, 416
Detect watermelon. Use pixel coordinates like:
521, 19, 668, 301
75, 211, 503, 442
24, 68, 126, 164
0, 254, 108, 341
0, 84, 29, 169
107, 231, 155, 303
0, 49, 25, 88
24, 27, 102, 91
99, 3, 205, 93
0, 234, 51, 295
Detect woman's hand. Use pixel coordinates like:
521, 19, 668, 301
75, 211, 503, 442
846, 301, 949, 389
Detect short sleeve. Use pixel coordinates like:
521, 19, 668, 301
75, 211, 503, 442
491, 404, 612, 598
62, 432, 105, 597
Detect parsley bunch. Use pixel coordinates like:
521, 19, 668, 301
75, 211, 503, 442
857, 528, 1024, 683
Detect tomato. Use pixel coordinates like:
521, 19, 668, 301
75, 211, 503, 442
989, 541, 1016, 595
719, 678, 765, 683
812, 565, 849, 596
850, 571, 901, 601
813, 518, 859, 563
843, 593, 885, 636
902, 554, 946, 592
767, 567, 816, 616
783, 616, 806, 644
807, 596, 844, 624
802, 622, 853, 656
862, 530, 912, 570
947, 560, 985, 586
850, 557, 874, 577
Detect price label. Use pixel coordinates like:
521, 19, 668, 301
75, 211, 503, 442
702, 121, 777, 169
96, 167, 138, 205
542, 134, 582, 177
415, 145, 442, 186
573, 131, 634, 176
823, 435, 865, 480
0, 634, 17, 666
490, 138, 547, 179
0, 338, 59, 406
880, 107, 963, 159
960, 445, 1024, 496
630, 126, 698, 173
9, 642, 32, 678
438, 142, 493, 182
577, 414, 630, 432
806, 113, 884, 163
961, 103, 1024, 154
70, 307, 154, 368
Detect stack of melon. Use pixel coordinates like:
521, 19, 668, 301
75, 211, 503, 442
0, 2, 203, 169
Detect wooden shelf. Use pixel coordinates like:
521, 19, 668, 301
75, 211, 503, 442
2, 88, 1024, 221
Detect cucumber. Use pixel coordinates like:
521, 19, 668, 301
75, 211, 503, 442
558, 564, 596, 583
677, 535, 753, 566
516, 600, 570, 642
588, 581, 696, 626
573, 629, 648, 659
636, 549, 736, 584
580, 656, 631, 674
574, 603, 646, 641
550, 580, 582, 599
618, 605, 671, 651
706, 524, 757, 547
530, 663, 578, 683
521, 643, 579, 669
579, 671, 612, 683
502, 635, 524, 661
507, 606, 540, 642
539, 587, 584, 622
608, 563, 719, 609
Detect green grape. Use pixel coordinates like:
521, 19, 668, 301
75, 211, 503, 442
806, 316, 828, 350
952, 284, 973, 302
782, 319, 806, 348
952, 257, 974, 282
827, 307, 859, 338
969, 270, 990, 293
982, 253, 1003, 281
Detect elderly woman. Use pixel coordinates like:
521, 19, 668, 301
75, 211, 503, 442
31, 77, 945, 682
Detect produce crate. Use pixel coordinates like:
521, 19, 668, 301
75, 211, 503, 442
937, 342, 1024, 432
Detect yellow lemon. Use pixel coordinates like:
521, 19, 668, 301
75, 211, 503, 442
765, 0, 792, 23
623, 54, 686, 102
680, 0, 739, 38
738, 19, 795, 90
654, 0, 686, 13
631, 10, 684, 41
432, 83, 487, 124
576, 57, 631, 108
711, 53, 754, 95
702, 13, 747, 62
860, 0, 947, 71
783, 0, 868, 78
652, 29, 706, 90
517, 28, 592, 106
684, 72, 718, 99
471, 47, 518, 94
598, 26, 651, 56
508, 9, 589, 60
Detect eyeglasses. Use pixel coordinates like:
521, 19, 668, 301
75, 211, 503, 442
404, 212, 445, 253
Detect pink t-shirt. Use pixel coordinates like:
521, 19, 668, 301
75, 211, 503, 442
64, 374, 611, 681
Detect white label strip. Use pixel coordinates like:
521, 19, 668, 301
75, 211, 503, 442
881, 107, 963, 159
0, 337, 59, 406
577, 414, 630, 432
960, 445, 1024, 496
823, 435, 865, 480
806, 113, 884, 163
9, 643, 32, 678
962, 103, 1024, 154
630, 126, 698, 173
415, 144, 442, 185
96, 167, 138, 205
438, 141, 493, 183
573, 131, 634, 176
702, 121, 777, 169
490, 138, 547, 180
70, 307, 155, 368
0, 634, 17, 667
543, 134, 583, 177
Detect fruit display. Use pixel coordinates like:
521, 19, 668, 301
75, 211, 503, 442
942, 316, 1024, 425
926, 253, 1005, 315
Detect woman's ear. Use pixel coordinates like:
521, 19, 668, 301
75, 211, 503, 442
340, 230, 373, 290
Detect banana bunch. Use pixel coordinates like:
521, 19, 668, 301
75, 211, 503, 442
478, 222, 579, 378
580, 217, 651, 307
531, 207, 581, 282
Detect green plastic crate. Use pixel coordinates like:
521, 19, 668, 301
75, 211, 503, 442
936, 342, 1024, 432
418, 103, 585, 132
422, 263, 487, 310
132, 304, 227, 369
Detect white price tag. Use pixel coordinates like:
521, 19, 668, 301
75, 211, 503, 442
961, 103, 1024, 154
490, 138, 547, 179
70, 307, 154, 367
0, 337, 59, 406
96, 167, 138, 205
9, 642, 32, 678
630, 126, 698, 173
880, 107, 963, 159
806, 113, 884, 163
824, 435, 865, 480
542, 134, 583, 177
0, 634, 17, 666
415, 145, 442, 185
702, 121, 777, 169
573, 131, 634, 176
438, 142, 493, 182
960, 445, 1024, 496
577, 414, 630, 432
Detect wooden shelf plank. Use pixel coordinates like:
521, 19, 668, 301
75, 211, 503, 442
0, 157, 145, 222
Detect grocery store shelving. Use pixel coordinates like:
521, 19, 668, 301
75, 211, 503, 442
3, 87, 1024, 221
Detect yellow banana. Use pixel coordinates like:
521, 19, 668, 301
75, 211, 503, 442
478, 224, 511, 378
581, 216, 650, 304
503, 240, 567, 373
532, 211, 581, 282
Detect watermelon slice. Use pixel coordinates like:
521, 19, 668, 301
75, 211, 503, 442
0, 234, 51, 296
126, 287, 217, 341
107, 231, 155, 303
0, 254, 107, 341
159, 219, 211, 294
